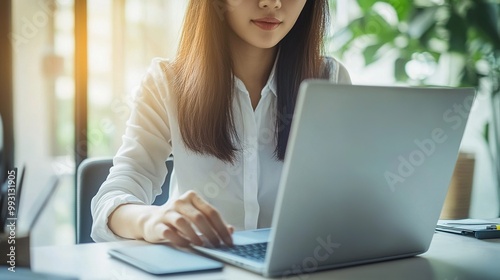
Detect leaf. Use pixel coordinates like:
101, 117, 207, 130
492, 75, 500, 98
395, 57, 410, 81
483, 122, 490, 145
363, 43, 386, 65
341, 12, 398, 44
407, 7, 439, 39
357, 0, 379, 13
381, 0, 413, 21
446, 11, 468, 53
344, 17, 369, 38
361, 12, 394, 35
466, 0, 500, 49
418, 19, 437, 48
460, 70, 480, 87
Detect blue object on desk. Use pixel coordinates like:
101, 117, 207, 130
109, 244, 223, 275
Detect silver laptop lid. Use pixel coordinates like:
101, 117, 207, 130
265, 81, 475, 277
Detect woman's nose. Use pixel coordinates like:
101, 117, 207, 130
259, 0, 282, 9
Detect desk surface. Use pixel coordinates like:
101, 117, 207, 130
32, 229, 500, 280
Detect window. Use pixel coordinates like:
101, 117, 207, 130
13, 0, 187, 246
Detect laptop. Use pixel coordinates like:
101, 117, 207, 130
193, 81, 476, 277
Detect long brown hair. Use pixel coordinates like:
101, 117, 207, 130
173, 0, 330, 163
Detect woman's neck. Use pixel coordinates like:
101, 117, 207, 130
229, 33, 278, 108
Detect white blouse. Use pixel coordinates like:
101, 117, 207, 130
91, 57, 351, 242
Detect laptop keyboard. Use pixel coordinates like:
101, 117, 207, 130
215, 242, 268, 262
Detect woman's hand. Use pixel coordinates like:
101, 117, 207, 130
141, 190, 234, 247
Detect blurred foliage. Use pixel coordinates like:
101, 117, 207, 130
334, 0, 500, 88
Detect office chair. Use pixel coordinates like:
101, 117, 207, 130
76, 157, 173, 244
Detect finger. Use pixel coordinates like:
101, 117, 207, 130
153, 223, 190, 247
227, 225, 235, 234
163, 212, 203, 246
176, 203, 221, 247
191, 194, 233, 246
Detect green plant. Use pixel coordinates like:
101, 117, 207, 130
330, 0, 500, 216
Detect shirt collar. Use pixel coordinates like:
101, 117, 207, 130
234, 54, 278, 98
266, 56, 278, 97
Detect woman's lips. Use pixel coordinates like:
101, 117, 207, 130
251, 18, 282, 31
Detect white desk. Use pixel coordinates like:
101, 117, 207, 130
31, 230, 500, 280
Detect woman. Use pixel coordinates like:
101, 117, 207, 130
91, 0, 351, 247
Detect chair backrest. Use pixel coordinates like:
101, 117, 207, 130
76, 157, 173, 244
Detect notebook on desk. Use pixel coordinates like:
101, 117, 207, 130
193, 82, 476, 277
437, 219, 500, 239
